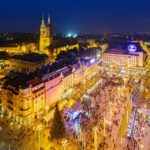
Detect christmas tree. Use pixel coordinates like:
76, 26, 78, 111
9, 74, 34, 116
50, 104, 66, 139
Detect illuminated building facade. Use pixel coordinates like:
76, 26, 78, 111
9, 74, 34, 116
0, 43, 38, 54
2, 77, 45, 125
0, 16, 79, 57
5, 59, 45, 74
86, 39, 100, 48
102, 43, 146, 74
39, 15, 79, 56
52, 44, 79, 58
5, 53, 49, 74
1, 59, 100, 125
39, 15, 52, 54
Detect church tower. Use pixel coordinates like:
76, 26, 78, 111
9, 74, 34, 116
39, 15, 52, 53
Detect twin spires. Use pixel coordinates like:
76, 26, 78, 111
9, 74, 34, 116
42, 15, 45, 25
48, 14, 51, 24
41, 14, 51, 26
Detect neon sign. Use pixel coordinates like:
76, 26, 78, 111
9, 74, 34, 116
128, 44, 137, 52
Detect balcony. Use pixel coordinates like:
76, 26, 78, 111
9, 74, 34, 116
7, 100, 13, 105
7, 105, 13, 110
19, 107, 31, 111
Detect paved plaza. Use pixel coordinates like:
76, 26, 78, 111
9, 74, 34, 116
0, 74, 145, 150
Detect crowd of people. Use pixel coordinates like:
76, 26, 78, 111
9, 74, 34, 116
0, 74, 139, 150
63, 75, 135, 150
130, 112, 150, 150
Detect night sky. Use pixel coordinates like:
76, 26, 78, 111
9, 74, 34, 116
1, 0, 150, 34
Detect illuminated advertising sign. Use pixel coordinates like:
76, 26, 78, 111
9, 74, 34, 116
128, 44, 137, 52
90, 58, 95, 64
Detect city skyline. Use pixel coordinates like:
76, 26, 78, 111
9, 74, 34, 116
0, 0, 150, 34
0, 1, 150, 150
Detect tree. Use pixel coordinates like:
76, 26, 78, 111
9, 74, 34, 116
0, 51, 9, 59
50, 104, 66, 139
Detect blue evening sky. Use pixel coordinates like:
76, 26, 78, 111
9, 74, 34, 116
0, 0, 150, 34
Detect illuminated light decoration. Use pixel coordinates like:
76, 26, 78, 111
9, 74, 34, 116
90, 58, 95, 64
67, 121, 74, 126
67, 110, 82, 120
67, 33, 77, 38
83, 94, 89, 99
134, 79, 139, 83
67, 33, 72, 37
120, 70, 126, 74
128, 44, 137, 52
126, 129, 132, 137
62, 88, 74, 99
96, 49, 101, 59
73, 34, 77, 38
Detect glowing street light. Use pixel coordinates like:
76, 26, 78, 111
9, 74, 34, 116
143, 114, 146, 119
8, 144, 11, 150
141, 127, 145, 131
10, 122, 13, 129
61, 138, 68, 150
44, 116, 48, 126
73, 34, 77, 38
45, 106, 49, 113
139, 143, 144, 149
93, 126, 98, 150
67, 33, 72, 37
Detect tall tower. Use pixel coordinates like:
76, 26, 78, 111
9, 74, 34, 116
39, 15, 52, 53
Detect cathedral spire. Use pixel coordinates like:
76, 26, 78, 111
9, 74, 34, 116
48, 14, 51, 25
42, 15, 45, 25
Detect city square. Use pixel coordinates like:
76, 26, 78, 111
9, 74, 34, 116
0, 0, 150, 150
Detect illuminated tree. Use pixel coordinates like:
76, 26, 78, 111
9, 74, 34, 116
50, 104, 66, 139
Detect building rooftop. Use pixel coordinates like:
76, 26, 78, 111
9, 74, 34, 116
32, 59, 79, 77
105, 42, 146, 55
49, 37, 78, 49
11, 53, 48, 63
104, 49, 139, 55
0, 44, 18, 47
3, 56, 96, 89
4, 74, 31, 89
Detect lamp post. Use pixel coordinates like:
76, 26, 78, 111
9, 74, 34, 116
37, 125, 42, 150
61, 138, 68, 150
44, 116, 48, 127
109, 102, 113, 122
93, 126, 98, 150
8, 144, 11, 150
45, 106, 49, 114
127, 110, 129, 124
120, 132, 123, 147
104, 117, 106, 137
10, 122, 13, 129
82, 133, 86, 150
83, 79, 86, 92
